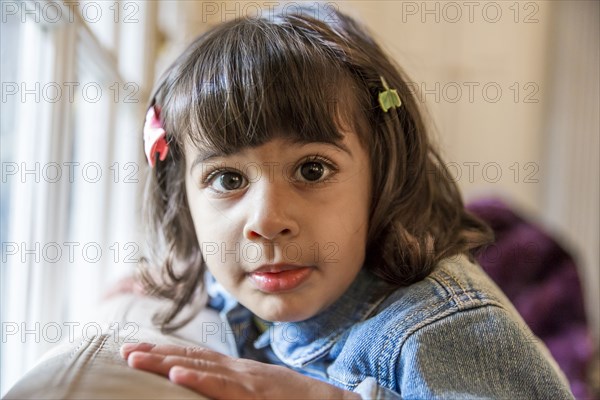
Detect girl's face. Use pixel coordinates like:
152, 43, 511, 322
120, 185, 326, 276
184, 130, 371, 322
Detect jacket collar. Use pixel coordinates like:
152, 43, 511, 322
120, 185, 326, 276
206, 269, 391, 368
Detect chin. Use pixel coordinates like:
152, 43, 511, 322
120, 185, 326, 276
254, 305, 318, 323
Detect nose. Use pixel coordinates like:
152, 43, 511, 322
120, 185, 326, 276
243, 182, 300, 241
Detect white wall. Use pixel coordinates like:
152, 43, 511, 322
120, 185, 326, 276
540, 0, 599, 342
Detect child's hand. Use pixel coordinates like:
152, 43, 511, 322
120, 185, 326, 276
120, 343, 361, 400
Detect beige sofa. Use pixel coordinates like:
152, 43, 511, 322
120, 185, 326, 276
4, 294, 230, 399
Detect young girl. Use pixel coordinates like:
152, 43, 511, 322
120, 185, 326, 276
121, 6, 574, 399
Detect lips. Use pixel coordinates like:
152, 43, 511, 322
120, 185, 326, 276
248, 264, 313, 293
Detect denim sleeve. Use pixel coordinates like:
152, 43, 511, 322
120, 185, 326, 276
397, 306, 574, 399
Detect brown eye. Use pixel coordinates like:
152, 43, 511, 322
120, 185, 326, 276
207, 171, 247, 192
300, 161, 325, 182
219, 172, 244, 190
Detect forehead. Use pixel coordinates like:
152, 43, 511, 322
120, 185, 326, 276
184, 133, 357, 167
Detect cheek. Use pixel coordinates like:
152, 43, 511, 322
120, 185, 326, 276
320, 196, 369, 269
191, 214, 239, 263
185, 184, 239, 257
191, 215, 241, 287
339, 171, 371, 258
337, 177, 371, 234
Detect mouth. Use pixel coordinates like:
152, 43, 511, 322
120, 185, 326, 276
247, 264, 314, 293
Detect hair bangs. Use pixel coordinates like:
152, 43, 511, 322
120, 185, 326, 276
163, 18, 360, 156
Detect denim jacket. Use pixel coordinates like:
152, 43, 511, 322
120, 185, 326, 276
205, 254, 574, 399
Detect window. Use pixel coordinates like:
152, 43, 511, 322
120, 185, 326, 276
0, 1, 156, 395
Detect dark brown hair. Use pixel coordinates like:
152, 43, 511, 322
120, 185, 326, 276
140, 5, 493, 332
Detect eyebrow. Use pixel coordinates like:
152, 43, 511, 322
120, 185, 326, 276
189, 139, 353, 174
294, 138, 353, 157
190, 150, 225, 172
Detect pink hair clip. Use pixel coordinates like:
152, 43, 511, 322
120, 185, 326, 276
143, 105, 169, 167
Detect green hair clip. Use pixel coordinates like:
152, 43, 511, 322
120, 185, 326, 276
378, 76, 402, 112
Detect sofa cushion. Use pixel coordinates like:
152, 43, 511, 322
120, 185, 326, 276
4, 294, 228, 399
5, 331, 208, 399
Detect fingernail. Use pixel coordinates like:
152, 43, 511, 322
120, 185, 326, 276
120, 342, 155, 359
169, 366, 190, 382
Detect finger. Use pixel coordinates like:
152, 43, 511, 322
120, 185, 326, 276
121, 343, 226, 363
169, 366, 235, 400
127, 351, 224, 377
120, 342, 156, 359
